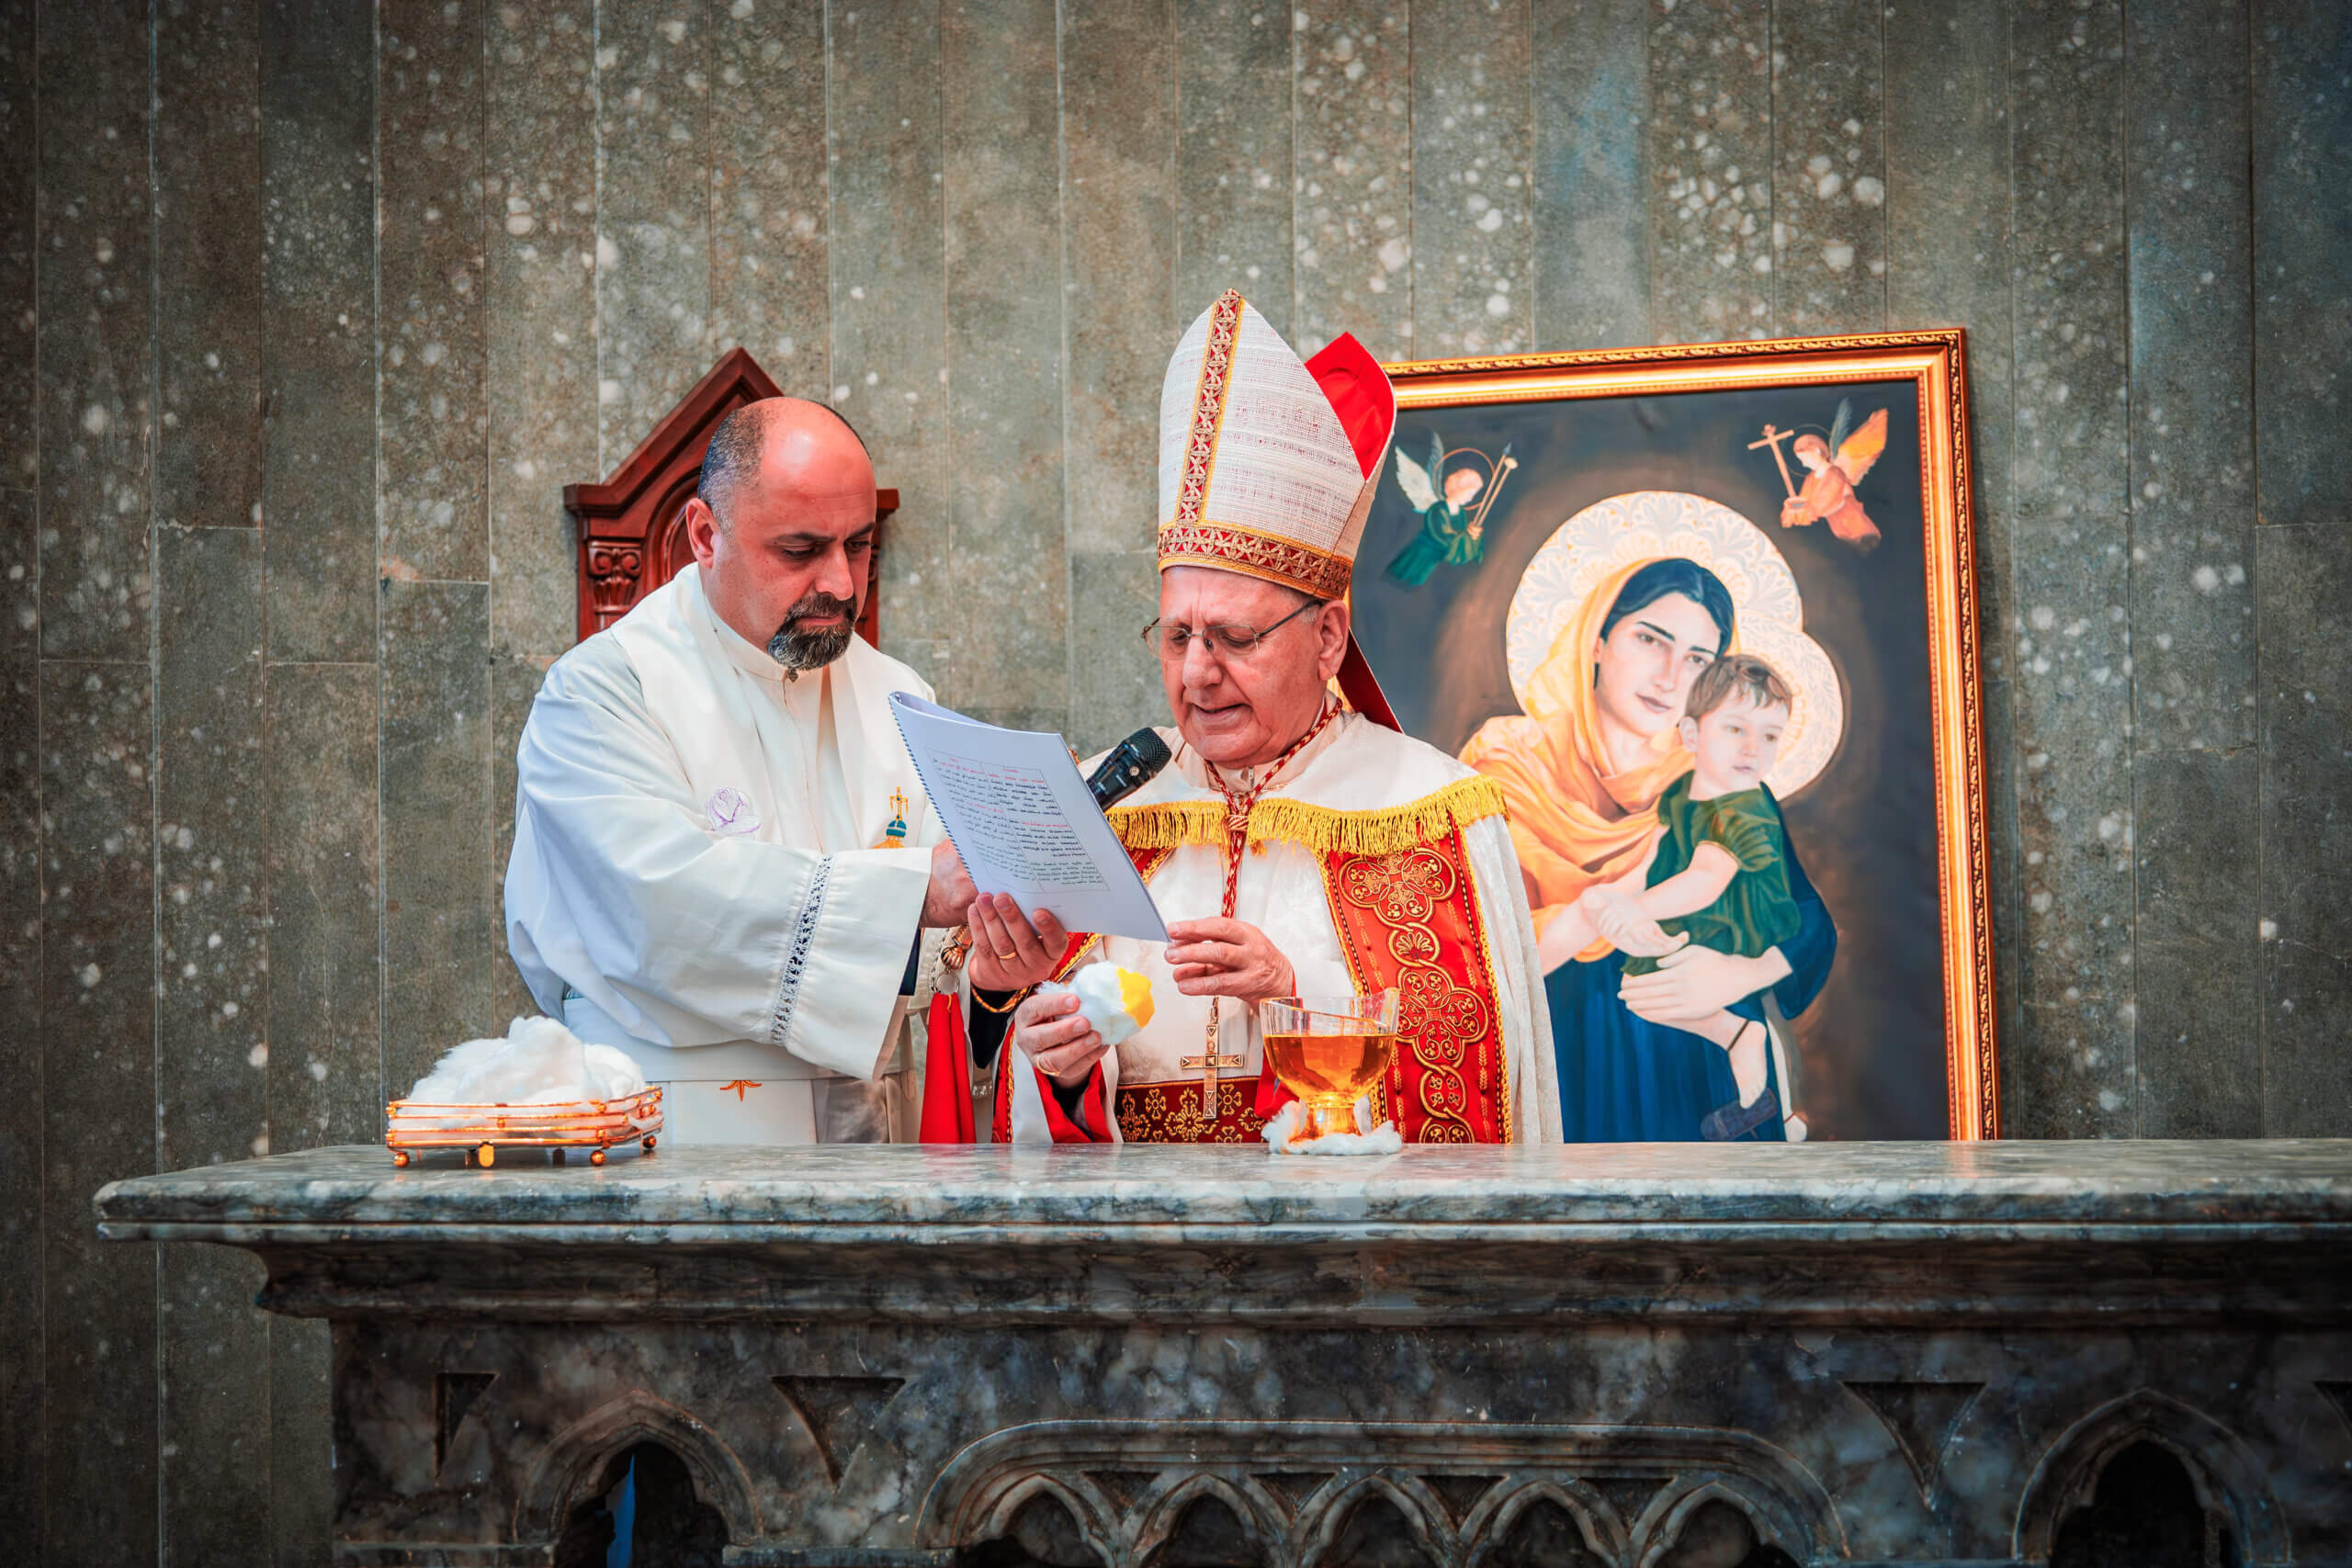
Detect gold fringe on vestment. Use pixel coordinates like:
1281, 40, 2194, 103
1106, 776, 1508, 858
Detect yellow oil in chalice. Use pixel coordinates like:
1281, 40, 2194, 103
1260, 991, 1400, 1141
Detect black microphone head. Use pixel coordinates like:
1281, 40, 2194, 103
1086, 727, 1174, 810
1123, 728, 1172, 772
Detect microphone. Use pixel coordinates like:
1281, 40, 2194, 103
1086, 728, 1173, 811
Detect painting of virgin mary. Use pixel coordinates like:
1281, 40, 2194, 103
1349, 334, 1993, 1141
1461, 498, 1847, 1142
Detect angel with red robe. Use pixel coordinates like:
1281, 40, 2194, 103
1772, 400, 1889, 551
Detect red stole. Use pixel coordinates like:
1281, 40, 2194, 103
1321, 828, 1512, 1145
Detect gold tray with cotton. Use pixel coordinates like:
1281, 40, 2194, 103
383, 1087, 664, 1168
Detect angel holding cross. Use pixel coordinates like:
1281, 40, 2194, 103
1384, 431, 1518, 588
1752, 399, 1890, 552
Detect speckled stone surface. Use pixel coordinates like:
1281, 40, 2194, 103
0, 479, 38, 1557
1409, 0, 1532, 358
1530, 0, 1648, 351
153, 525, 274, 1557
483, 0, 596, 661
100, 1141, 2352, 1564
379, 580, 495, 1103
1769, 0, 1886, 335
1177, 0, 1293, 336
1647, 0, 1771, 344
378, 0, 488, 585
1295, 0, 1415, 361
12, 4, 2352, 1562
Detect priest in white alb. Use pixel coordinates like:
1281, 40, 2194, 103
506, 399, 1037, 1145
924, 290, 1561, 1145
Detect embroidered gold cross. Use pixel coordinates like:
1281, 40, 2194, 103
1182, 1052, 1243, 1103
718, 1080, 762, 1101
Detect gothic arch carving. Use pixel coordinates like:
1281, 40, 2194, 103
965, 1472, 1121, 1566
2013, 1388, 2289, 1564
1294, 1470, 1456, 1566
1461, 1478, 1619, 1566
1634, 1479, 1793, 1568
1129, 1471, 1280, 1564
513, 1389, 762, 1547
919, 1419, 1844, 1566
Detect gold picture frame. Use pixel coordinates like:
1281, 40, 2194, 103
1358, 331, 1994, 1140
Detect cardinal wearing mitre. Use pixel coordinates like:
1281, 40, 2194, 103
922, 291, 1560, 1145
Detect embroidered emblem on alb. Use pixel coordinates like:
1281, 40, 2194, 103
706, 787, 761, 838
873, 786, 910, 848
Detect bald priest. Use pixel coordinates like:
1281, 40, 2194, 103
505, 399, 1040, 1145
927, 291, 1561, 1145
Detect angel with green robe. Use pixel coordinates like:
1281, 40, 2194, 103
1383, 434, 1512, 588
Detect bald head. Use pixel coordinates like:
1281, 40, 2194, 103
698, 397, 872, 525
682, 397, 879, 670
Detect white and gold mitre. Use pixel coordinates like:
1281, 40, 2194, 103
1155, 289, 1397, 600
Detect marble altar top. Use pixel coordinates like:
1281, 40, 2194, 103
96, 1138, 2352, 1242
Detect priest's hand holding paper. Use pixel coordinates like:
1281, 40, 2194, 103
967, 891, 1073, 993
1164, 917, 1295, 1003
923, 840, 979, 929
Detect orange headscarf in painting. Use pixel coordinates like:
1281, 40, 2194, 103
1458, 558, 1710, 957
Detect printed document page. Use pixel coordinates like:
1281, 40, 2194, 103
888, 694, 1170, 942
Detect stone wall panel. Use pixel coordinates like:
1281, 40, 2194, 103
36, 0, 153, 661
1063, 0, 1175, 562
1178, 0, 1295, 334
1771, 0, 1887, 334
0, 0, 32, 482
153, 525, 275, 1563
1295, 0, 1414, 360
942, 0, 1066, 720
710, 0, 831, 400
39, 659, 156, 1567
1530, 0, 1648, 351
261, 0, 378, 661
380, 581, 494, 1102
1410, 0, 1533, 357
2257, 524, 2352, 1135
596, 0, 714, 466
2251, 0, 2351, 532
485, 0, 597, 658
156, 0, 265, 534
0, 487, 40, 1554
2128, 0, 2256, 753
1647, 0, 1772, 344
830, 0, 950, 674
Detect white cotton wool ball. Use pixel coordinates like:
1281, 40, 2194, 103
403, 1016, 605, 1104
1037, 964, 1156, 1048
582, 1043, 648, 1100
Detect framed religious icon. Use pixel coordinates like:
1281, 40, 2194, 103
1351, 331, 1994, 1142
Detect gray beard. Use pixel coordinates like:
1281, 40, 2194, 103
766, 618, 854, 671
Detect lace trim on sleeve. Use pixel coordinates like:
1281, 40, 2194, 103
768, 854, 834, 1050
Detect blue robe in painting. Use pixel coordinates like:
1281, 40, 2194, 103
1547, 830, 1836, 1143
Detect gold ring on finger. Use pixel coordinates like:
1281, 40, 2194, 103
997, 949, 1018, 961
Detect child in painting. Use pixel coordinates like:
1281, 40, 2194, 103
1578, 654, 1802, 1129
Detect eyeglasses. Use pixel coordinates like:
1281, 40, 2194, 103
1140, 601, 1322, 662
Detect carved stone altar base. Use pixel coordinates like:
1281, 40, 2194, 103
96, 1142, 2352, 1566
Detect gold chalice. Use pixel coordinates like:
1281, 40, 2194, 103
1259, 991, 1400, 1142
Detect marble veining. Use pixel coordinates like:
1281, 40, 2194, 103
96, 1141, 2352, 1563
96, 1138, 2352, 1232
